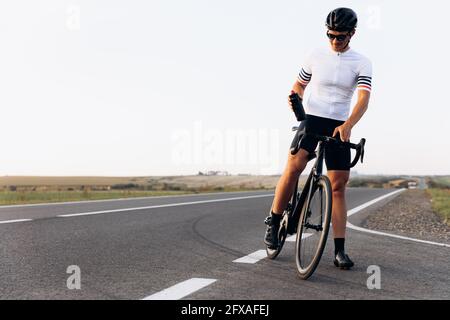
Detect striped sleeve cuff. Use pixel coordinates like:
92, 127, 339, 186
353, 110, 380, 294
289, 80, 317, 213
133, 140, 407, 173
357, 76, 372, 92
297, 68, 312, 85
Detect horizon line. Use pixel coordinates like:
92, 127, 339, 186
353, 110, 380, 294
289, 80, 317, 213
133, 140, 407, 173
1, 173, 449, 178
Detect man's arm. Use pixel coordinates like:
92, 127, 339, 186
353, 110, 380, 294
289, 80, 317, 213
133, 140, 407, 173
332, 90, 371, 141
292, 81, 307, 99
346, 90, 370, 128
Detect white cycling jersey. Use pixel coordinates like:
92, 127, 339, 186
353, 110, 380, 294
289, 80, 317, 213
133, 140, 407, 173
297, 46, 372, 121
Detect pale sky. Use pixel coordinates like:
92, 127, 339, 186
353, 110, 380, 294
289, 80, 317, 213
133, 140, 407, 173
1, 0, 449, 176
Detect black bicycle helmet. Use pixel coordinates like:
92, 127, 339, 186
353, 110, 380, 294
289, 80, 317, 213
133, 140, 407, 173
326, 7, 357, 31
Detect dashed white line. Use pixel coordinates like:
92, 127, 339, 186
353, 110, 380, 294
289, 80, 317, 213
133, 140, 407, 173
57, 194, 274, 218
233, 234, 313, 264
233, 250, 267, 264
142, 278, 217, 300
286, 233, 312, 242
0, 219, 33, 224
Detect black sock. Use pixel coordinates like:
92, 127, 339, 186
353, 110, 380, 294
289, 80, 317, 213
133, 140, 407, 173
334, 238, 345, 255
270, 211, 282, 225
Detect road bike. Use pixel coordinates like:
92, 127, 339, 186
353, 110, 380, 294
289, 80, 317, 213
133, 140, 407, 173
265, 125, 365, 280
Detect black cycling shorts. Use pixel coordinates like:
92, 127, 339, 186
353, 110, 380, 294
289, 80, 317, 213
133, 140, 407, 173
296, 114, 351, 171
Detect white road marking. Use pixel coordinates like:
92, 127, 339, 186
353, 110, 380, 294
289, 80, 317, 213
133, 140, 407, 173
234, 234, 312, 264
346, 188, 450, 248
0, 219, 33, 224
142, 278, 217, 300
0, 190, 272, 209
57, 194, 274, 218
286, 233, 312, 242
233, 250, 267, 264
347, 222, 450, 248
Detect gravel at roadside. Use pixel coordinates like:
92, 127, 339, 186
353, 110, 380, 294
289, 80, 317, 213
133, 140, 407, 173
362, 189, 450, 244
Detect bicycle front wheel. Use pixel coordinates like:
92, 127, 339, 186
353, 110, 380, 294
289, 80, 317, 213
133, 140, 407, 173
295, 175, 332, 280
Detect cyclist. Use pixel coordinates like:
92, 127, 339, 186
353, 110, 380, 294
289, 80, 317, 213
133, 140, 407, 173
264, 7, 372, 269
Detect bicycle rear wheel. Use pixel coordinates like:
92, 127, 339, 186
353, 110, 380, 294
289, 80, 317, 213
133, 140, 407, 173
295, 175, 332, 280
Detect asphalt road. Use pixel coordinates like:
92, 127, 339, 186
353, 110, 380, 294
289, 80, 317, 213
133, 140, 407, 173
0, 189, 448, 300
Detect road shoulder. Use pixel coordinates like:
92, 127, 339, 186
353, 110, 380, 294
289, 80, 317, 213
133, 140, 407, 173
356, 189, 450, 244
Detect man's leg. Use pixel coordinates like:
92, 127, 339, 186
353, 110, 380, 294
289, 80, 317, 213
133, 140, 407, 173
327, 170, 354, 268
327, 170, 349, 239
272, 149, 310, 214
264, 149, 309, 248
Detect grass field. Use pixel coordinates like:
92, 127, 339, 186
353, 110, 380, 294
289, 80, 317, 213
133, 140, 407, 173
0, 175, 282, 190
0, 175, 282, 206
427, 188, 450, 225
427, 176, 450, 189
0, 190, 196, 206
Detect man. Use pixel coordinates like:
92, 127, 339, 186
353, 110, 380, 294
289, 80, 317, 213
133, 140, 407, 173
264, 7, 372, 269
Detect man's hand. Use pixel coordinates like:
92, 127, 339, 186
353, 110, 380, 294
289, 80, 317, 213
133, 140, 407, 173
287, 95, 294, 112
287, 90, 298, 112
332, 122, 353, 142
288, 84, 306, 112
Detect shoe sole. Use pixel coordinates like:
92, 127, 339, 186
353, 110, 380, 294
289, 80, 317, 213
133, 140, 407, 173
334, 260, 354, 270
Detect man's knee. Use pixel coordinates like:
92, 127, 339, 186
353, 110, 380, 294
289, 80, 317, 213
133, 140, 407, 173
287, 149, 309, 173
331, 176, 349, 197
284, 165, 301, 181
328, 170, 350, 197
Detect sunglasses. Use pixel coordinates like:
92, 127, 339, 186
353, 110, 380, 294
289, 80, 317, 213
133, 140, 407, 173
326, 32, 349, 42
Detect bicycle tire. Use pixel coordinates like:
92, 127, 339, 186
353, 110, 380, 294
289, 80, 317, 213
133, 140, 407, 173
295, 175, 332, 279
